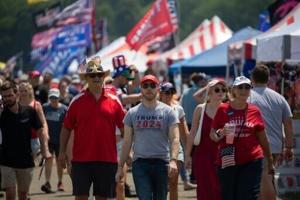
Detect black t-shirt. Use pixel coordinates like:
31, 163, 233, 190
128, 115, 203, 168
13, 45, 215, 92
34, 85, 49, 105
0, 105, 42, 168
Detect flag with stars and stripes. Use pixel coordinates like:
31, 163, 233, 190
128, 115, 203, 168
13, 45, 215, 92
220, 146, 236, 169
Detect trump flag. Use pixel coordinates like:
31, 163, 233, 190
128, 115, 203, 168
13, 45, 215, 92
126, 0, 178, 50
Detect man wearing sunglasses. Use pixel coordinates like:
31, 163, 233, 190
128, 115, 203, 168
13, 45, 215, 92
249, 64, 294, 200
116, 75, 180, 200
58, 59, 126, 200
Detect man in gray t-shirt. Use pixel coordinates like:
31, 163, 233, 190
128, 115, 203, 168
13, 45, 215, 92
115, 75, 180, 200
249, 64, 294, 200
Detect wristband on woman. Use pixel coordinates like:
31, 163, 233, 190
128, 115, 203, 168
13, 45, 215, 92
215, 129, 223, 140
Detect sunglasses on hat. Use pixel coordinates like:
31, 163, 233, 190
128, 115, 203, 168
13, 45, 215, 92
141, 83, 157, 89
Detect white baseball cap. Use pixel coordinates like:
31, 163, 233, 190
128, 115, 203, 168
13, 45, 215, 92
48, 88, 60, 98
232, 76, 252, 87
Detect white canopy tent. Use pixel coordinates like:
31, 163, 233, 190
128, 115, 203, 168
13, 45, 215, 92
88, 37, 149, 73
228, 3, 300, 61
257, 33, 300, 62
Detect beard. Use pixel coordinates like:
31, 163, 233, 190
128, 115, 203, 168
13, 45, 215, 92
142, 92, 157, 101
4, 99, 17, 108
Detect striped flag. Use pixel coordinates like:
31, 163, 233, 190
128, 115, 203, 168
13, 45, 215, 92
220, 146, 236, 169
167, 0, 178, 31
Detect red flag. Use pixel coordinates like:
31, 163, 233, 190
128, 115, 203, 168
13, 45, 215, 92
126, 0, 177, 50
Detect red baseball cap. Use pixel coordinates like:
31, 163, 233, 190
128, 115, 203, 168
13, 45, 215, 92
141, 75, 159, 85
29, 70, 40, 78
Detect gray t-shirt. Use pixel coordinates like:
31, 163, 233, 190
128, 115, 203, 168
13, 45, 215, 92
173, 104, 185, 120
180, 86, 199, 125
249, 87, 293, 153
124, 102, 179, 161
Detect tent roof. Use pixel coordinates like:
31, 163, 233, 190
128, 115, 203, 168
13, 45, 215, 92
90, 37, 149, 72
159, 16, 232, 61
170, 27, 261, 73
229, 3, 300, 60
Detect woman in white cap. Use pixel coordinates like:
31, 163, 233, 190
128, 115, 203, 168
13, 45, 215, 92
185, 79, 227, 200
210, 76, 274, 200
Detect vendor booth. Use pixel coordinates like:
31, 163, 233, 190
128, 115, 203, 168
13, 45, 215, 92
256, 30, 300, 195
227, 3, 300, 81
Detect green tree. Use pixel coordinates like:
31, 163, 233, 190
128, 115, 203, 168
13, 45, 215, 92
0, 0, 276, 64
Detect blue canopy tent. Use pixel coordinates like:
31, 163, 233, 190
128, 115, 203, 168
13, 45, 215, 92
170, 27, 261, 76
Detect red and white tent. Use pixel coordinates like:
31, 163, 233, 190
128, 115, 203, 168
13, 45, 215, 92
229, 3, 300, 61
159, 16, 232, 61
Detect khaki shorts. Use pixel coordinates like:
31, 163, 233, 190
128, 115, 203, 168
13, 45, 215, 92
0, 166, 34, 192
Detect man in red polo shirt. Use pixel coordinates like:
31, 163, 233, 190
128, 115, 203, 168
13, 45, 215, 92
58, 59, 125, 200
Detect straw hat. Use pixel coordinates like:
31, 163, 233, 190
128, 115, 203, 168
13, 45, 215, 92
79, 59, 110, 80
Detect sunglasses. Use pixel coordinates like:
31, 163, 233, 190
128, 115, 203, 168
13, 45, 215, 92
163, 90, 174, 95
141, 83, 157, 89
214, 87, 227, 93
237, 84, 251, 90
49, 96, 59, 100
87, 73, 104, 78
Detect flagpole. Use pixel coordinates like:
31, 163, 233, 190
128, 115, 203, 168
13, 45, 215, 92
173, 0, 180, 46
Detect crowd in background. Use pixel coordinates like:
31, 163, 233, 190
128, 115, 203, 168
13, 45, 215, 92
0, 56, 295, 200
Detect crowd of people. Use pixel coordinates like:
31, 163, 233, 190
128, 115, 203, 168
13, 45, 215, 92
0, 54, 295, 200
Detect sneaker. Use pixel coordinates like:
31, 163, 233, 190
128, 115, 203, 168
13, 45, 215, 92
41, 182, 55, 193
57, 182, 64, 192
125, 183, 137, 198
184, 182, 197, 191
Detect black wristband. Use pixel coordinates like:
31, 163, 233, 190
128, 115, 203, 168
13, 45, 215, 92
216, 129, 222, 137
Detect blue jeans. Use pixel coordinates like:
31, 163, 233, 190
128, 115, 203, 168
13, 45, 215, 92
217, 159, 263, 200
132, 158, 168, 200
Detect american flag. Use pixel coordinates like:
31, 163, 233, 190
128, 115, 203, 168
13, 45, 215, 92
220, 146, 236, 169
167, 0, 178, 31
